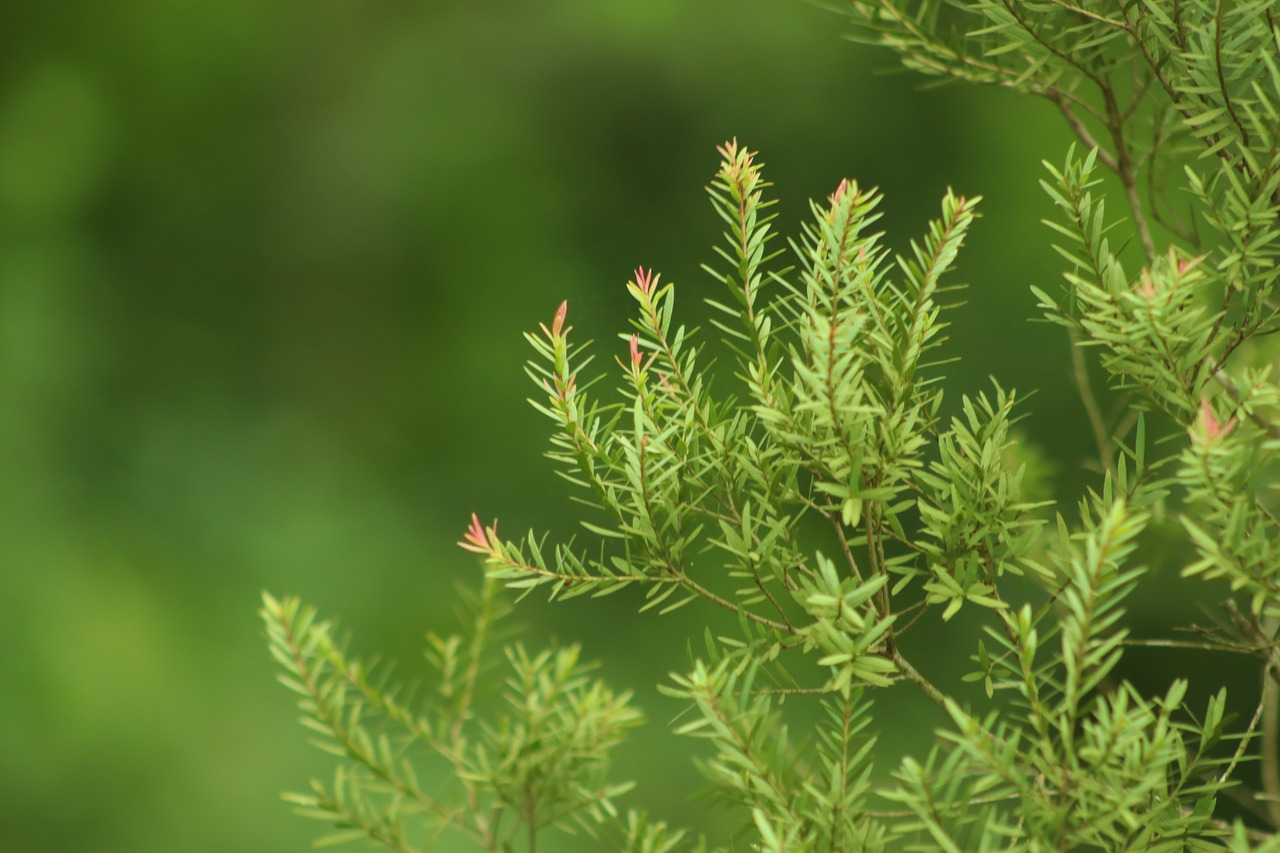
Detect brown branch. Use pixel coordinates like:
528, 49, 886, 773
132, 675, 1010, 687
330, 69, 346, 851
1048, 91, 1121, 173
1068, 324, 1114, 473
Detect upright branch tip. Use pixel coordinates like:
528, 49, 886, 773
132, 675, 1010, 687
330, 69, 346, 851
629, 333, 642, 370
551, 300, 568, 338
633, 267, 658, 298
460, 513, 499, 556
831, 178, 852, 205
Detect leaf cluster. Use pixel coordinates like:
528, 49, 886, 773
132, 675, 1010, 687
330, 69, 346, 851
262, 585, 674, 852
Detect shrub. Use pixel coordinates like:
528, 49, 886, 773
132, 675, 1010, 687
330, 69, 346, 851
263, 2, 1280, 848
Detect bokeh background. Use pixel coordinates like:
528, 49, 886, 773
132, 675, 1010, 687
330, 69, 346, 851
1, 1, 1198, 850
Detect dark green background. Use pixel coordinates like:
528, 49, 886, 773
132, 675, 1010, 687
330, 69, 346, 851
0, 2, 1141, 850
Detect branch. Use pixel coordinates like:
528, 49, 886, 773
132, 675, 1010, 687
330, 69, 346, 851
891, 648, 948, 709
1047, 91, 1120, 174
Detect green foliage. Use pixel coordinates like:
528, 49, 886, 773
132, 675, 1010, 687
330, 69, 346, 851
266, 1, 1280, 848
261, 584, 663, 851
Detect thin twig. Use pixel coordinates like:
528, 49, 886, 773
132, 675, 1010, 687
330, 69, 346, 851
1048, 92, 1121, 173
1068, 325, 1114, 473
1099, 84, 1157, 263
892, 648, 949, 709
1122, 637, 1257, 654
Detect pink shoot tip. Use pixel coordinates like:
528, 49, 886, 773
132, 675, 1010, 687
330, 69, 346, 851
1138, 272, 1156, 299
551, 301, 568, 337
832, 178, 850, 205
1196, 398, 1236, 442
629, 333, 642, 369
459, 513, 497, 555
634, 267, 658, 297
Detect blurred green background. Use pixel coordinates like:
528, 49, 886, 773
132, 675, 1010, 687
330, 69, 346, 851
0, 1, 1169, 850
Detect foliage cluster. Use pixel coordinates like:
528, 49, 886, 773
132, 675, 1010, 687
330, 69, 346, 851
264, 0, 1280, 848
